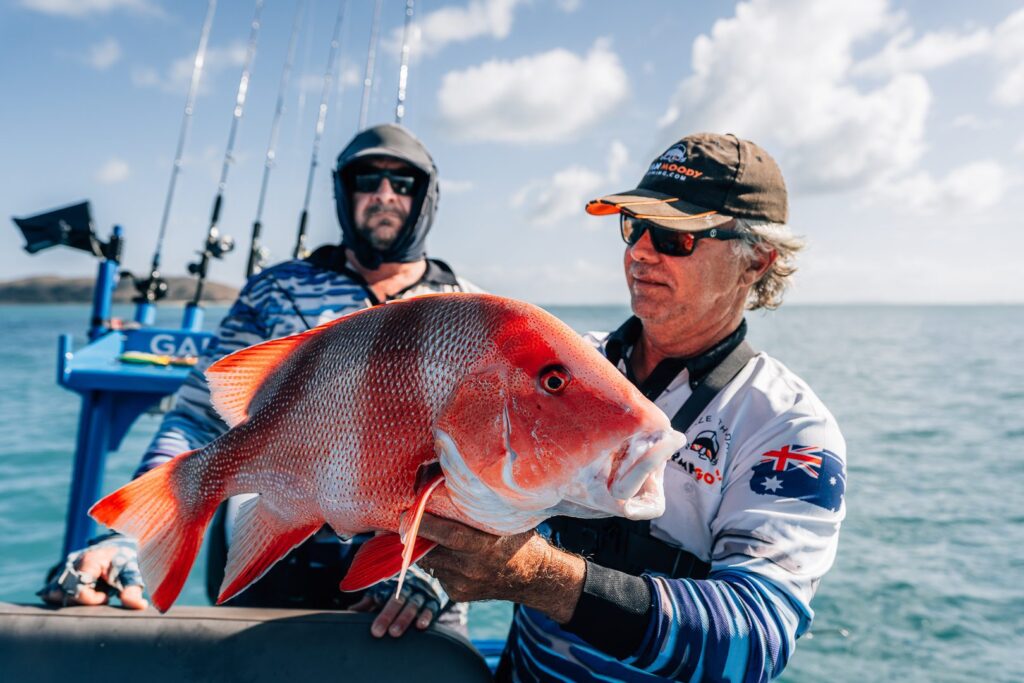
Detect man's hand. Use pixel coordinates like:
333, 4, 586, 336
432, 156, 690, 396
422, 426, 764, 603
352, 577, 440, 643
350, 568, 444, 638
416, 514, 586, 624
39, 535, 148, 610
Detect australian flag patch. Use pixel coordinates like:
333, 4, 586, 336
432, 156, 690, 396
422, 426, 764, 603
749, 444, 845, 512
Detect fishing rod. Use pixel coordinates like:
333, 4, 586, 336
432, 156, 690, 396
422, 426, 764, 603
131, 0, 217, 323
293, 0, 348, 261
245, 0, 305, 279
358, 0, 383, 130
395, 0, 415, 124
185, 0, 264, 327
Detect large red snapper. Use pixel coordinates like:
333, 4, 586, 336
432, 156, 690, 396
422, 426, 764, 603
90, 293, 686, 612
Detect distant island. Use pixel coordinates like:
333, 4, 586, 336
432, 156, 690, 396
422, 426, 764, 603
0, 276, 240, 304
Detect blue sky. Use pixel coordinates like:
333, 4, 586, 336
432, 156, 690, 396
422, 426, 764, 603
1, 0, 1022, 304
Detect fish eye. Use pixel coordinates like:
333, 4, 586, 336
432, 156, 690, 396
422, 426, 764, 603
539, 365, 571, 394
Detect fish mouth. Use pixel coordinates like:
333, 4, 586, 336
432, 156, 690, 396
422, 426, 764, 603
608, 429, 686, 519
557, 428, 686, 521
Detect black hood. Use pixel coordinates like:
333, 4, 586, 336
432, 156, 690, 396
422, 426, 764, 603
333, 124, 439, 269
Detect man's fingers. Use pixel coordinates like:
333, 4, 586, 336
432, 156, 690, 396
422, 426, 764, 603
387, 592, 426, 637
417, 514, 492, 553
118, 585, 148, 610
370, 594, 407, 638
416, 604, 436, 630
73, 585, 111, 606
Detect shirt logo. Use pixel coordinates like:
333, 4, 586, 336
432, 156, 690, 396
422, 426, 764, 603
749, 444, 845, 512
689, 430, 720, 466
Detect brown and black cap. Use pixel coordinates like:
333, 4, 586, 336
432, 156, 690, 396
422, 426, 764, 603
587, 133, 788, 230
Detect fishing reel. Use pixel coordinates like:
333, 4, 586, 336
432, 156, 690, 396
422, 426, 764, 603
130, 271, 169, 304
248, 243, 270, 276
188, 228, 235, 276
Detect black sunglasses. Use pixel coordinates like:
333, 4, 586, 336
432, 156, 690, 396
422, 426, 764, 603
352, 169, 418, 196
620, 214, 745, 257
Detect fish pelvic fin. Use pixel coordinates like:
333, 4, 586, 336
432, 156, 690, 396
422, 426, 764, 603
339, 473, 445, 594
216, 497, 322, 605
88, 450, 221, 613
338, 533, 436, 593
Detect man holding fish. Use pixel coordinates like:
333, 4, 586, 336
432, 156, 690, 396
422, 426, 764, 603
416, 133, 847, 681
41, 123, 479, 637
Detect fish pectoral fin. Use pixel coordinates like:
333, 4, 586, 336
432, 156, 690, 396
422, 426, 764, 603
216, 497, 322, 605
339, 533, 436, 593
341, 472, 445, 596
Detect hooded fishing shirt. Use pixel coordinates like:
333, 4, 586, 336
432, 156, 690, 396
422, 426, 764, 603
504, 321, 847, 682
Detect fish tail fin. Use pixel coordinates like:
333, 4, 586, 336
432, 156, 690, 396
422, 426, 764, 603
339, 473, 445, 594
216, 497, 322, 605
89, 449, 222, 612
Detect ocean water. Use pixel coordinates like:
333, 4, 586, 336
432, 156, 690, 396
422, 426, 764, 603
1, 303, 1022, 682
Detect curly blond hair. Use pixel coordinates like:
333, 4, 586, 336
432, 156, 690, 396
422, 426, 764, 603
731, 219, 805, 310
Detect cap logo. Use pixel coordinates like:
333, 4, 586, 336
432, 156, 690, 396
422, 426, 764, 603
648, 143, 703, 181
660, 144, 688, 164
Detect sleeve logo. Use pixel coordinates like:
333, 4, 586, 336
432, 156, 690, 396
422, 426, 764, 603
749, 444, 845, 512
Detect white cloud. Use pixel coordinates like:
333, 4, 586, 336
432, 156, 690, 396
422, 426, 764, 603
132, 42, 248, 94
438, 40, 628, 143
659, 0, 931, 193
86, 37, 121, 70
512, 140, 629, 226
556, 0, 582, 12
20, 0, 160, 17
855, 7, 1024, 109
95, 158, 130, 184
992, 8, 1024, 106
339, 63, 362, 89
873, 160, 1016, 213
853, 27, 991, 77
394, 0, 527, 57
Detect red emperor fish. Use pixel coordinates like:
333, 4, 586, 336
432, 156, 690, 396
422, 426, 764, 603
90, 293, 686, 612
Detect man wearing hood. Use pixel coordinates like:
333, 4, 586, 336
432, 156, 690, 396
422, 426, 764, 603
41, 124, 479, 639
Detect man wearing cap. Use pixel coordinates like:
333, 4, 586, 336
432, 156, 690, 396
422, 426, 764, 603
41, 123, 479, 639
418, 133, 846, 681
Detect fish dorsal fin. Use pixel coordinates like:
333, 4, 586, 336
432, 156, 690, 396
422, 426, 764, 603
206, 306, 374, 428
206, 329, 318, 428
339, 473, 445, 595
